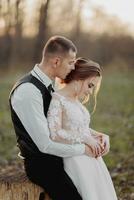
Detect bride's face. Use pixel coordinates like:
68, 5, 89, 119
78, 76, 100, 97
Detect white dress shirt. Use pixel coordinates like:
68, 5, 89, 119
11, 65, 85, 157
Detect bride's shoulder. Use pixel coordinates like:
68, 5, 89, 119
52, 92, 66, 104
52, 91, 64, 99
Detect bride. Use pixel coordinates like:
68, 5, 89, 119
47, 58, 118, 200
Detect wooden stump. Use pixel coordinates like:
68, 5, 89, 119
0, 166, 51, 200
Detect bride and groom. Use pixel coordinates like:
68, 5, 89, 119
9, 36, 117, 200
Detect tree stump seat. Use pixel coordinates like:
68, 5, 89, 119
0, 165, 51, 200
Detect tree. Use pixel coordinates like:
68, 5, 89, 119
0, 0, 12, 69
10, 0, 24, 65
33, 0, 51, 63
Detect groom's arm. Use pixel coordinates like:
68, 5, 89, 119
11, 83, 85, 158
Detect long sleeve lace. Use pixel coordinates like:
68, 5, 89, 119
47, 95, 86, 144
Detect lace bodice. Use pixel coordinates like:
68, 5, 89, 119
47, 92, 92, 144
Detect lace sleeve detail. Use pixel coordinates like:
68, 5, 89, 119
89, 128, 104, 137
89, 128, 98, 136
47, 95, 84, 144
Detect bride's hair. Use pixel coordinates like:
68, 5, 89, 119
63, 57, 102, 113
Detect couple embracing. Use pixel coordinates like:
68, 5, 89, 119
9, 36, 117, 200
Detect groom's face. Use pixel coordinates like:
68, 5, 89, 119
56, 49, 76, 79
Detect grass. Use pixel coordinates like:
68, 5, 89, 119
88, 69, 134, 199
0, 71, 24, 163
89, 69, 134, 169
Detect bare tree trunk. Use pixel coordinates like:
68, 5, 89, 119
10, 0, 24, 66
2, 0, 12, 69
72, 0, 84, 43
33, 0, 50, 63
14, 0, 23, 51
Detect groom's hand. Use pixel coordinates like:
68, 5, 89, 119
101, 134, 110, 156
85, 145, 96, 157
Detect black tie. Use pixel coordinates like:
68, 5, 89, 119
47, 84, 54, 93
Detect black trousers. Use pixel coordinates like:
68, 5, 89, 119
24, 154, 82, 200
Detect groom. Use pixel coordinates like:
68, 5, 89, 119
9, 36, 109, 200
9, 36, 85, 200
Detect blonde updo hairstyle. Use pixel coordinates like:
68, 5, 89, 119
63, 57, 102, 113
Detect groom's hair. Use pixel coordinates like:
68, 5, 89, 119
42, 36, 77, 58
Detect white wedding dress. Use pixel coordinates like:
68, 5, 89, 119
47, 92, 118, 200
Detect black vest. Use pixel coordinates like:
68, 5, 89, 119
9, 73, 60, 159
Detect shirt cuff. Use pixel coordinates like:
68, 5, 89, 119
74, 143, 85, 155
